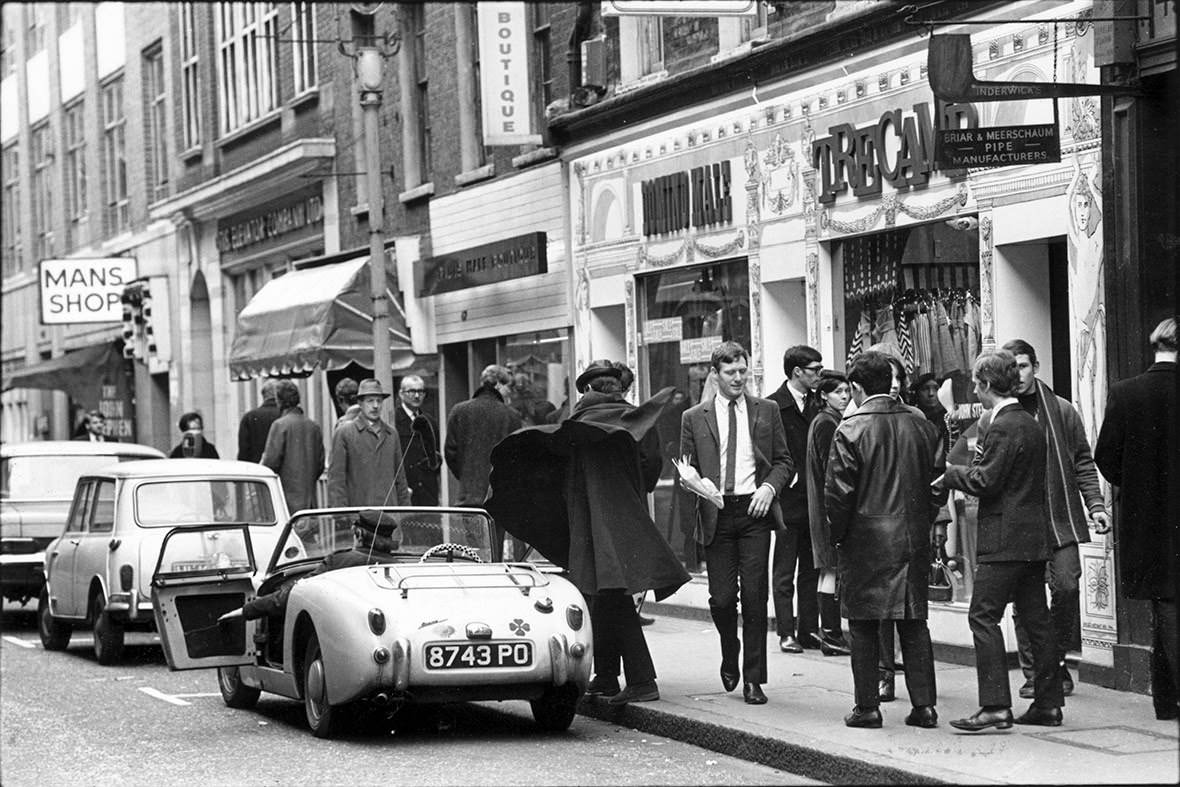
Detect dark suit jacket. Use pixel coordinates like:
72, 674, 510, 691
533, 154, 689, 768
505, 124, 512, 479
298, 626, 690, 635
767, 382, 818, 524
943, 403, 1049, 563
679, 393, 793, 546
73, 435, 117, 442
1095, 361, 1178, 599
394, 405, 441, 505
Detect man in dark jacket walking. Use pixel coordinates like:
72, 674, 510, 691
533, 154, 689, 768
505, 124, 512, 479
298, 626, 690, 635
941, 350, 1064, 731
1001, 339, 1110, 699
825, 351, 944, 729
238, 380, 280, 462
485, 361, 689, 704
444, 365, 522, 506
327, 379, 410, 507
393, 374, 441, 505
261, 380, 325, 514
1095, 316, 1178, 721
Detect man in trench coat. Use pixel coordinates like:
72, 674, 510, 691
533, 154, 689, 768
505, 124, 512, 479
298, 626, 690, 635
261, 380, 325, 514
825, 351, 945, 729
327, 379, 410, 508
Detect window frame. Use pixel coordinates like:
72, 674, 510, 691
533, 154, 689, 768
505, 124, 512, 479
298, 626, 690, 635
409, 3, 431, 178
30, 121, 54, 260
290, 2, 317, 96
179, 3, 202, 150
1, 144, 20, 277
530, 3, 552, 137
101, 74, 129, 236
215, 2, 280, 135
63, 99, 87, 238
25, 4, 47, 57
143, 43, 169, 202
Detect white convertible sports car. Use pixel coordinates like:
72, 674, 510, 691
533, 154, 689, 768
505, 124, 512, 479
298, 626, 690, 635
150, 507, 592, 738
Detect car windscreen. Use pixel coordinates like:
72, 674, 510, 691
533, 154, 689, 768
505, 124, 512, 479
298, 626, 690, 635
135, 479, 277, 527
275, 510, 493, 572
1, 454, 151, 500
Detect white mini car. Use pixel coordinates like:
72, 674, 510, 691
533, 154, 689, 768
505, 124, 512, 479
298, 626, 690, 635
150, 507, 593, 738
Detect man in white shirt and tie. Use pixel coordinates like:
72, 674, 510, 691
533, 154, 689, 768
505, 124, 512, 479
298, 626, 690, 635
74, 411, 112, 442
680, 341, 792, 705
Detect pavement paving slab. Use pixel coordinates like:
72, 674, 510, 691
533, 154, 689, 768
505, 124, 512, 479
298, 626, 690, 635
576, 615, 1179, 785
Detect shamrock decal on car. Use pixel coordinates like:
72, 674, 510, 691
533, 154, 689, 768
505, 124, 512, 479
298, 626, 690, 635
509, 618, 531, 636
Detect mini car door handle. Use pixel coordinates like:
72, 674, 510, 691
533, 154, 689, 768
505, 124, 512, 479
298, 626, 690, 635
108, 538, 121, 551
68, 539, 80, 546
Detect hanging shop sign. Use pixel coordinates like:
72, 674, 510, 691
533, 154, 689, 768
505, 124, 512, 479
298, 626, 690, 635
811, 101, 977, 205
477, 2, 541, 146
39, 257, 138, 324
216, 192, 323, 259
640, 160, 733, 236
417, 232, 547, 296
935, 122, 1061, 169
602, 1, 758, 15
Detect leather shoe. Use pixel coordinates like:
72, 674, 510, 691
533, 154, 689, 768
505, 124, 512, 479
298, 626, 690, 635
816, 630, 852, 657
1155, 706, 1179, 721
798, 631, 822, 650
878, 675, 896, 703
743, 683, 767, 705
949, 707, 1014, 732
1015, 705, 1062, 727
637, 614, 655, 627
586, 675, 620, 697
905, 705, 939, 728
844, 705, 883, 728
607, 680, 659, 705
779, 635, 803, 653
1060, 665, 1075, 697
720, 668, 740, 693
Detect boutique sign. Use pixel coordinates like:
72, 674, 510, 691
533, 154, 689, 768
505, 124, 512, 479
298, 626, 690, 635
811, 101, 977, 204
640, 160, 733, 236
417, 232, 547, 296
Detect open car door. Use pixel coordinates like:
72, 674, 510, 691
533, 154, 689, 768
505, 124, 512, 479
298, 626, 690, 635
150, 525, 258, 671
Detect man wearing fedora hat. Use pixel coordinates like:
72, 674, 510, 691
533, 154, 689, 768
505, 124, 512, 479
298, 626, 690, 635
327, 379, 411, 508
224, 510, 403, 622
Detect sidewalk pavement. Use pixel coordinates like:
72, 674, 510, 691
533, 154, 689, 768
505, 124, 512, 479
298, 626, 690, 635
575, 612, 1179, 785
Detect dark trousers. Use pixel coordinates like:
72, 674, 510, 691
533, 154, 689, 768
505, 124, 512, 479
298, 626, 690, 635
705, 500, 772, 684
1014, 542, 1082, 678
969, 561, 1064, 709
771, 519, 819, 639
589, 592, 656, 685
848, 619, 936, 709
878, 622, 903, 680
1153, 598, 1179, 716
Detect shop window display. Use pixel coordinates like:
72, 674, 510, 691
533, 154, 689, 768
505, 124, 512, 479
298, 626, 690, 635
837, 221, 983, 603
638, 259, 751, 570
502, 329, 569, 426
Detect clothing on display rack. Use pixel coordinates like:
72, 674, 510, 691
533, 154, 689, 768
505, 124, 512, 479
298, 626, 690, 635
846, 287, 980, 380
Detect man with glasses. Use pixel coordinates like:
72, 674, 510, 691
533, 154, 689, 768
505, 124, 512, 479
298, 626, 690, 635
394, 375, 441, 506
768, 346, 841, 654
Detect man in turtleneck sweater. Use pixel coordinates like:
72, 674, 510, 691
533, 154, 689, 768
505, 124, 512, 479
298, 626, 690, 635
986, 339, 1110, 700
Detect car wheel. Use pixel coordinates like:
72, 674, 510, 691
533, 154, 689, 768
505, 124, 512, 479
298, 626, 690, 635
303, 632, 340, 738
218, 666, 261, 709
91, 593, 125, 666
530, 683, 579, 732
38, 589, 71, 651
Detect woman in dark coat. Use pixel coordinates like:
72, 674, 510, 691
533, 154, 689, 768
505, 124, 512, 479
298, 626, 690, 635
806, 371, 851, 653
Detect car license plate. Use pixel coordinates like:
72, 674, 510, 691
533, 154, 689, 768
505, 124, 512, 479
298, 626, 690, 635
424, 641, 533, 670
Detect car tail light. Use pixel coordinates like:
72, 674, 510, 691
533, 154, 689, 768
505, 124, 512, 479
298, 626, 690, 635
119, 564, 134, 592
368, 608, 386, 635
566, 605, 584, 631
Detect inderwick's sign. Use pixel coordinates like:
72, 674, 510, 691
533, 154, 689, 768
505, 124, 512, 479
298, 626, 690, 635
417, 232, 547, 296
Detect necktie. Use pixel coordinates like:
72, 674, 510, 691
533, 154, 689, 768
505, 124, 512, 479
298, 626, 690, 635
724, 399, 738, 494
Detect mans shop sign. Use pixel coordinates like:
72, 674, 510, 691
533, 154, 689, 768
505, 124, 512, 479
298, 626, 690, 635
40, 258, 138, 324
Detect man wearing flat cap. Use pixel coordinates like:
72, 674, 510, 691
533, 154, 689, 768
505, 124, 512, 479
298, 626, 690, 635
225, 510, 402, 622
328, 379, 411, 507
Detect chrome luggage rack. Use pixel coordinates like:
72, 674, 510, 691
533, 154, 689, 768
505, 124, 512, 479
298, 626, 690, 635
381, 563, 550, 598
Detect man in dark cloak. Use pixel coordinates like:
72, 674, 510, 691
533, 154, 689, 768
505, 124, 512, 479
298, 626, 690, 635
485, 360, 690, 705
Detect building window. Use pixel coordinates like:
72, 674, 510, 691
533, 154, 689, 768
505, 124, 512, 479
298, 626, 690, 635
25, 4, 47, 56
1, 145, 19, 277
216, 2, 279, 134
179, 3, 201, 149
31, 123, 54, 260
64, 101, 87, 239
144, 44, 168, 201
464, 3, 484, 168
101, 76, 128, 235
530, 3, 552, 136
619, 16, 664, 84
408, 3, 431, 178
290, 2, 316, 95
2, 6, 19, 78
59, 3, 85, 31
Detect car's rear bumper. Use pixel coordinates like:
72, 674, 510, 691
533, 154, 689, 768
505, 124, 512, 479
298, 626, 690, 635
104, 590, 156, 626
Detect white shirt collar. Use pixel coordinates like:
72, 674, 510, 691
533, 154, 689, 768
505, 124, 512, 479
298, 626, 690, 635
992, 396, 1020, 414
714, 392, 745, 413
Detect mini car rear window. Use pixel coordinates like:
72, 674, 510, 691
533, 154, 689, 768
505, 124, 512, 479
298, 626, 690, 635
135, 480, 277, 527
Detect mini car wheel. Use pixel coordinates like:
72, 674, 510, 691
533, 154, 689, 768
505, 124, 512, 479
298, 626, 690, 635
419, 543, 483, 563
303, 632, 340, 738
91, 593, 125, 666
218, 666, 261, 709
530, 683, 579, 732
38, 589, 71, 651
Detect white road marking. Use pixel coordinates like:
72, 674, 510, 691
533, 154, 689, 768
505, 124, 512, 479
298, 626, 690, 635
139, 687, 191, 706
174, 693, 220, 699
1, 635, 35, 648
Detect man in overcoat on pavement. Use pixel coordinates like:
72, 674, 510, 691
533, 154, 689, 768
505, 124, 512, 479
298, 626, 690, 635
261, 380, 325, 514
485, 361, 689, 704
1095, 316, 1179, 721
327, 379, 410, 508
444, 365, 523, 507
238, 379, 280, 462
393, 374, 441, 506
824, 351, 945, 729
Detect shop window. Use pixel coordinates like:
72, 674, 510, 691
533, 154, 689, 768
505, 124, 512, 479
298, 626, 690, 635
639, 259, 751, 571
179, 3, 201, 150
500, 329, 569, 427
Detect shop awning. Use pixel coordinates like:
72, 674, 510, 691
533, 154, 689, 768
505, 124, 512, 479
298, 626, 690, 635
228, 254, 414, 381
2, 340, 124, 401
